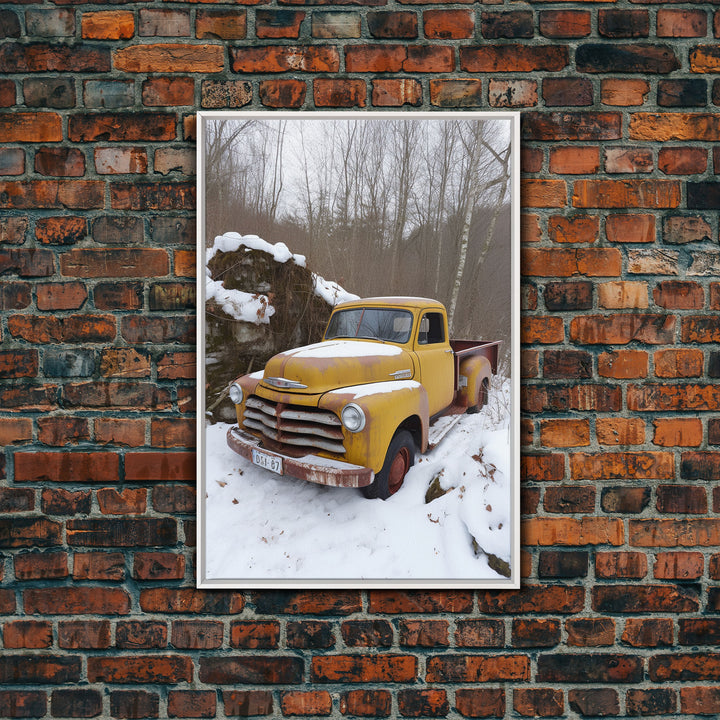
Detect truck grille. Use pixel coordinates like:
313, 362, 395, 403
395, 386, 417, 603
242, 396, 345, 454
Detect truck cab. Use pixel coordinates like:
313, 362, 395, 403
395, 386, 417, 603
226, 297, 498, 499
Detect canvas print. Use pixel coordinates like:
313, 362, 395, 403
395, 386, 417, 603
197, 111, 520, 588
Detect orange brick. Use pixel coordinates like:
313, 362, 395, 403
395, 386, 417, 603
540, 419, 590, 448
596, 418, 645, 446
82, 11, 134, 40
598, 281, 648, 309
601, 79, 650, 107
657, 9, 707, 38
653, 418, 703, 447
549, 147, 599, 175
654, 552, 704, 579
521, 179, 567, 208
548, 215, 598, 243
523, 517, 624, 546
605, 214, 655, 243
573, 179, 681, 209
521, 214, 542, 243
94, 418, 146, 447
0, 417, 33, 446
114, 44, 224, 73
598, 350, 649, 379
521, 317, 564, 344
654, 349, 704, 378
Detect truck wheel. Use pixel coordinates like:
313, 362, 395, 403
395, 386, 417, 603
467, 378, 489, 414
362, 430, 415, 500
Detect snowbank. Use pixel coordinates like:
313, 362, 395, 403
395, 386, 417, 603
204, 377, 512, 582
206, 232, 358, 324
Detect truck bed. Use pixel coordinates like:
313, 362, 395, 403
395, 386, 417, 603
450, 339, 501, 379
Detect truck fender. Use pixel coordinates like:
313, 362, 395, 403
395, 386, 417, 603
457, 355, 492, 410
320, 382, 429, 474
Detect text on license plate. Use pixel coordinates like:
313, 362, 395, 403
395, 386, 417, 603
252, 449, 283, 475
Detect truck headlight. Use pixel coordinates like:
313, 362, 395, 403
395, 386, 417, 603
341, 403, 365, 433
228, 383, 243, 405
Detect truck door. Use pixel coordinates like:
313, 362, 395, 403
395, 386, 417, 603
415, 311, 455, 417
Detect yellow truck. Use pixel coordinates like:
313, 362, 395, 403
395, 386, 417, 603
226, 297, 500, 500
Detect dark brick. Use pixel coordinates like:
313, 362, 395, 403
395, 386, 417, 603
688, 182, 720, 209
568, 689, 619, 717
543, 350, 592, 379
537, 654, 642, 683
110, 691, 159, 720
287, 621, 334, 649
658, 79, 707, 107
544, 281, 593, 310
481, 11, 533, 39
0, 691, 46, 717
66, 518, 177, 548
0, 656, 81, 684
51, 689, 102, 718
83, 80, 134, 109
576, 45, 680, 74
0, 10, 21, 38
367, 11, 417, 39
601, 487, 650, 514
512, 619, 561, 648
538, 551, 588, 578
342, 620, 393, 647
598, 10, 649, 38
23, 78, 75, 108
626, 688, 676, 716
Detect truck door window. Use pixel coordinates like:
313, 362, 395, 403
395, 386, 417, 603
417, 312, 445, 345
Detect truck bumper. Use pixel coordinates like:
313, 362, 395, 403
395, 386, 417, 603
226, 426, 374, 488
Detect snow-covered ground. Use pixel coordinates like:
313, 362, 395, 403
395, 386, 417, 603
203, 377, 512, 583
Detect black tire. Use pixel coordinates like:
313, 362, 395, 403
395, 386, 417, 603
466, 377, 489, 414
362, 430, 415, 500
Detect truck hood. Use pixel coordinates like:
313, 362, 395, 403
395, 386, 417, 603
260, 340, 415, 396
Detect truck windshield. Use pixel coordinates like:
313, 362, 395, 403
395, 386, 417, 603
325, 308, 413, 344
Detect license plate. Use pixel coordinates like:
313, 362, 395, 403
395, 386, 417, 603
252, 449, 283, 475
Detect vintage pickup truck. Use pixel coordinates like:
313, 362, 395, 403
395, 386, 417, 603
226, 297, 500, 499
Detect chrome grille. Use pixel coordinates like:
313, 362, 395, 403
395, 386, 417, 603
242, 396, 345, 454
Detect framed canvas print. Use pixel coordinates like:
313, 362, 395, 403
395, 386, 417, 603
196, 111, 520, 588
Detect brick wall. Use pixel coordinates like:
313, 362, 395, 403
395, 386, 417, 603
1, 0, 719, 717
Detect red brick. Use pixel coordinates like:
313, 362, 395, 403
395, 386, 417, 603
460, 45, 567, 73
341, 620, 393, 647
371, 78, 421, 107
95, 418, 145, 447
601, 79, 650, 106
3, 620, 52, 649
548, 215, 598, 244
548, 147, 599, 175
424, 9, 473, 38
61, 248, 168, 278
426, 655, 529, 683
168, 691, 216, 719
142, 77, 194, 107
606, 214, 655, 243
340, 690, 392, 718
455, 689, 505, 718
232, 45, 339, 73
368, 591, 472, 614
0, 112, 62, 142
230, 621, 279, 649
521, 454, 564, 482
115, 44, 223, 73
512, 619, 560, 648
14, 552, 69, 580
571, 451, 674, 480
654, 280, 704, 309
659, 146, 707, 175
222, 692, 273, 717
41, 488, 91, 516
94, 147, 148, 175
598, 350, 648, 379
259, 79, 306, 108
455, 620, 503, 648
654, 349, 704, 378
630, 518, 720, 547
605, 147, 653, 173
88, 656, 193, 684
540, 419, 590, 448
596, 552, 647, 579
626, 689, 676, 716
0, 181, 103, 210
522, 248, 621, 277
429, 79, 482, 107
14, 452, 119, 483
73, 552, 125, 581
619, 618, 674, 647
58, 620, 111, 649
367, 11, 417, 38
522, 151, 542, 175
544, 486, 595, 514
196, 9, 246, 39
281, 691, 332, 717
654, 552, 704, 580
69, 113, 175, 143
681, 687, 720, 715
653, 418, 703, 447
400, 620, 449, 648
200, 656, 302, 685
111, 182, 195, 211
539, 10, 590, 38
565, 618, 615, 647
100, 348, 151, 379
657, 9, 707, 37
82, 11, 134, 40
571, 314, 674, 345
477, 586, 584, 614
110, 690, 159, 719
38, 416, 89, 445
521, 317, 564, 344
398, 689, 448, 718
523, 517, 623, 546
152, 485, 195, 514
116, 621, 168, 650
25, 587, 130, 615
544, 78, 593, 107
35, 147, 85, 177
573, 179, 681, 208
140, 588, 243, 614
171, 621, 223, 650
97, 487, 146, 515
36, 282, 87, 311
314, 78, 365, 107
513, 688, 563, 717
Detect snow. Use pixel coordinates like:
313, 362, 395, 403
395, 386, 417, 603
285, 340, 404, 360
206, 278, 275, 324
206, 232, 357, 322
313, 274, 359, 305
203, 377, 512, 582
326, 380, 421, 400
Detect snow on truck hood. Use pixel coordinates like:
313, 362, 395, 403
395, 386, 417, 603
261, 340, 414, 396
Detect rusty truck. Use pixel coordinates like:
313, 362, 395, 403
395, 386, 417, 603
226, 297, 500, 499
